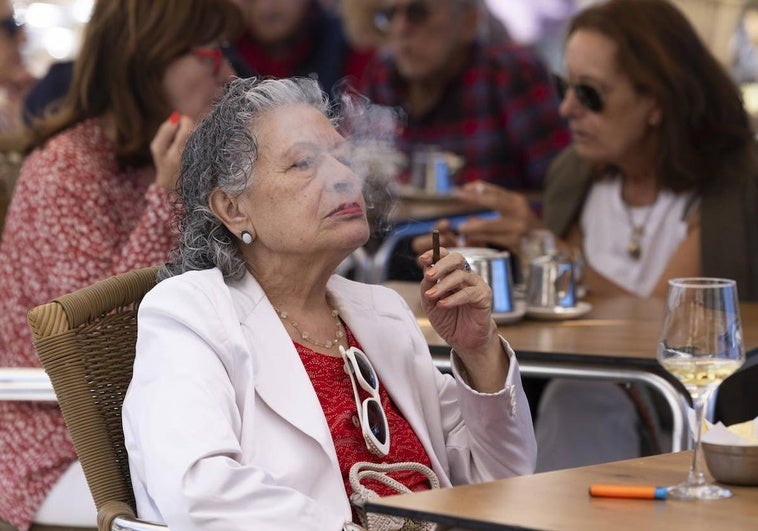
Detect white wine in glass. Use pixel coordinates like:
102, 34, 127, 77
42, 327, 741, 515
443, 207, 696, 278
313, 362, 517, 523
658, 278, 745, 500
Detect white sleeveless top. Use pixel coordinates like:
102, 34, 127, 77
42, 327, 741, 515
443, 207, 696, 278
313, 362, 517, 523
580, 177, 694, 297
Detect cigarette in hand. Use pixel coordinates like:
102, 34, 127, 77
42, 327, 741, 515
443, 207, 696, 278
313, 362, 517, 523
589, 484, 667, 500
432, 230, 440, 264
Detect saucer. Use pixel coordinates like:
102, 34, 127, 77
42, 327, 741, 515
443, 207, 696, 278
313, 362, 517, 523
525, 301, 592, 321
493, 300, 526, 325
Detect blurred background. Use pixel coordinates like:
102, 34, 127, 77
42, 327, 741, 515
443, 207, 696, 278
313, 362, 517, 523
10, 0, 752, 77
9, 0, 758, 120
12, 0, 92, 78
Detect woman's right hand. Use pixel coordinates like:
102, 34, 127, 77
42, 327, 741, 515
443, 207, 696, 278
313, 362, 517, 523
151, 112, 193, 191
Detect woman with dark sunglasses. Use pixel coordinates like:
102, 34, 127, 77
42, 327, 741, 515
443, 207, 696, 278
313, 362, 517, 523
0, 2, 243, 529
121, 76, 537, 530
433, 0, 757, 303
448, 0, 758, 473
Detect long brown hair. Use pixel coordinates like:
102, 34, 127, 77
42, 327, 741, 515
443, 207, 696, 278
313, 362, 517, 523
32, 0, 242, 168
568, 0, 754, 192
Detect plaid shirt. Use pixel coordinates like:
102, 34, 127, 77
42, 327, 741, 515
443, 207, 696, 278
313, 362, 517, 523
361, 41, 570, 190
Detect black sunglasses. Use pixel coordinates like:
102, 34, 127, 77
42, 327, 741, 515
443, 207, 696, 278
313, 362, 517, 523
0, 16, 22, 37
373, 1, 431, 32
553, 74, 605, 113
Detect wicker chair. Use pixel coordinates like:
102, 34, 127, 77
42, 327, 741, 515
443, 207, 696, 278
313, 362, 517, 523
27, 266, 168, 531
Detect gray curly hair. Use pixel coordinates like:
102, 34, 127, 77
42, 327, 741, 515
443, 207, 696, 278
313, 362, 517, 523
159, 77, 331, 281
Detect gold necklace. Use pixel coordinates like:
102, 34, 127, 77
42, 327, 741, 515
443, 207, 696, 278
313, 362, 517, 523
273, 306, 345, 349
623, 201, 655, 260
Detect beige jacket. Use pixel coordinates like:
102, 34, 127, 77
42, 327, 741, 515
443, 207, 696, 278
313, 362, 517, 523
123, 268, 537, 530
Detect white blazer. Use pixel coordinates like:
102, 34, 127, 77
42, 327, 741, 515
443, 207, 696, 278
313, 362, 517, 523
123, 268, 536, 531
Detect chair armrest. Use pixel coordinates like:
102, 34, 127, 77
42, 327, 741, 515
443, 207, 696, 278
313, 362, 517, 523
99, 501, 168, 530
0, 367, 56, 401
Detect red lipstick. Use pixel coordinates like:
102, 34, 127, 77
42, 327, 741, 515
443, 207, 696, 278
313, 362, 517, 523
328, 202, 363, 217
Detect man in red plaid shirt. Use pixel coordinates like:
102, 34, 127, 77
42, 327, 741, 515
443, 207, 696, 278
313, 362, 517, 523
361, 0, 570, 190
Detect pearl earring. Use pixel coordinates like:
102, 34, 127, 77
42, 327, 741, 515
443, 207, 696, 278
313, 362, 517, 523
241, 230, 254, 245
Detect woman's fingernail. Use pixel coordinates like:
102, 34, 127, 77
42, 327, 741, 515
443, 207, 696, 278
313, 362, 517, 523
169, 111, 180, 124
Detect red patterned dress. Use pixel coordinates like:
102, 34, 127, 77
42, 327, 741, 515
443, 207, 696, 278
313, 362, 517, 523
295, 324, 433, 500
0, 119, 177, 530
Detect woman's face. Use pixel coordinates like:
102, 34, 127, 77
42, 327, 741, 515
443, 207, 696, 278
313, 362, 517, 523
383, 0, 477, 85
235, 0, 309, 45
162, 44, 235, 122
560, 30, 661, 167
241, 104, 369, 260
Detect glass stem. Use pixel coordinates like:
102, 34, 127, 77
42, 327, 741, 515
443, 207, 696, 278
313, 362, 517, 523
687, 392, 709, 487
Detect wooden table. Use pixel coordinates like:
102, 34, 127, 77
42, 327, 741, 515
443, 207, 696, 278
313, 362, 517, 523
365, 451, 758, 530
385, 282, 758, 451
388, 282, 758, 359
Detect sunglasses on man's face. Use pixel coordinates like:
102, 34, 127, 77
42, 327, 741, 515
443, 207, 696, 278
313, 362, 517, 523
341, 345, 390, 457
373, 1, 432, 32
553, 74, 605, 113
0, 16, 22, 37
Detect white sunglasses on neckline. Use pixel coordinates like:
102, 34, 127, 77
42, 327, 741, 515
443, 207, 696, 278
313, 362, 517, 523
340, 345, 390, 457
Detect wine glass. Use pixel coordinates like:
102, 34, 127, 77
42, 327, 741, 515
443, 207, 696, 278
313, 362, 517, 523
658, 278, 745, 500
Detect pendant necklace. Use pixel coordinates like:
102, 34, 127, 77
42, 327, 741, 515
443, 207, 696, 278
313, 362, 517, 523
623, 201, 655, 261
